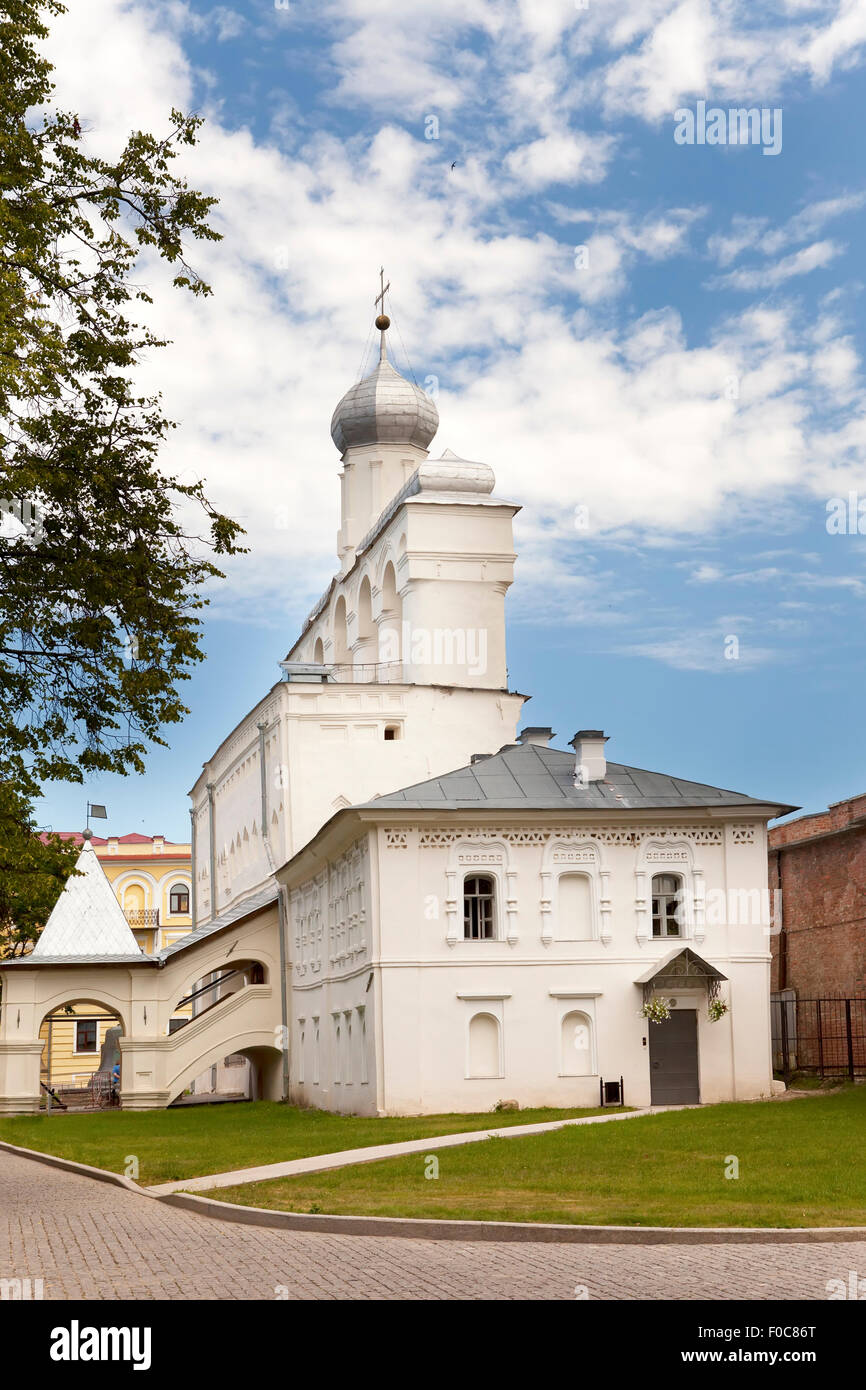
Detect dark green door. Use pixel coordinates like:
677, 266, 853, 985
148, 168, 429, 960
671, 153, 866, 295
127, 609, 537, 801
649, 1009, 699, 1104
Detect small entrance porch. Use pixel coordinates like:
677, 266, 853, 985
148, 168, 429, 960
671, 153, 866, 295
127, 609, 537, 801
636, 947, 728, 1106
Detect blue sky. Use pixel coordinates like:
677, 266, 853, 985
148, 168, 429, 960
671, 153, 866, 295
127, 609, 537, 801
35, 0, 866, 842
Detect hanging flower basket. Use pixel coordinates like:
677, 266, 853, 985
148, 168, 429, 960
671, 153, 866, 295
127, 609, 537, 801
707, 997, 729, 1023
640, 997, 672, 1024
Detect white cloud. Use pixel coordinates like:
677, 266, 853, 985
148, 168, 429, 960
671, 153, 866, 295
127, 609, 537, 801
504, 132, 614, 189
707, 195, 866, 267
35, 0, 866, 636
617, 632, 780, 672
804, 0, 866, 82
708, 240, 841, 290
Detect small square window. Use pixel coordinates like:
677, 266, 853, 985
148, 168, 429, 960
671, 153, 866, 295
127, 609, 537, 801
169, 887, 190, 915
75, 1020, 97, 1053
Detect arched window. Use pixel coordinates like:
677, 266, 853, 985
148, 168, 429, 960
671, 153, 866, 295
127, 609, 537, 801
313, 636, 324, 664
333, 595, 349, 664
468, 1012, 501, 1078
652, 873, 682, 938
355, 575, 376, 663
378, 562, 402, 664
464, 875, 495, 940
557, 873, 593, 941
169, 884, 189, 916
560, 1011, 593, 1076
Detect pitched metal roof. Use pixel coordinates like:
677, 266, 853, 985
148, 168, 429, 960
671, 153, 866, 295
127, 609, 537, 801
634, 946, 727, 984
5, 883, 280, 969
361, 743, 796, 814
31, 840, 141, 958
5, 953, 153, 966
157, 883, 280, 961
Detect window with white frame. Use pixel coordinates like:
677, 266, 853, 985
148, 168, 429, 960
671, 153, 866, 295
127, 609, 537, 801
169, 884, 189, 915
652, 873, 683, 937
74, 1019, 98, 1054
463, 874, 496, 940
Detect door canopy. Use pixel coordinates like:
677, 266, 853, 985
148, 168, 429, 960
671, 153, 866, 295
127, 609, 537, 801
635, 947, 727, 1003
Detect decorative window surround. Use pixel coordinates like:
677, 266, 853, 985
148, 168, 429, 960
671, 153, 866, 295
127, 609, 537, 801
540, 838, 610, 946
457, 992, 512, 1001
446, 840, 517, 946
635, 839, 705, 946
548, 990, 603, 999
385, 824, 753, 848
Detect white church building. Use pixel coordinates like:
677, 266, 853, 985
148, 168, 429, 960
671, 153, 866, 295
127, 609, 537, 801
0, 299, 794, 1115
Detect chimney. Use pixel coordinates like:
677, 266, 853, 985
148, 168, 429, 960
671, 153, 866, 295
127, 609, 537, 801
569, 730, 608, 785
517, 727, 555, 748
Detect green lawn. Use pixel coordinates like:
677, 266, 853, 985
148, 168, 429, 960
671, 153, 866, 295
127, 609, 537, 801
206, 1087, 866, 1228
0, 1102, 613, 1186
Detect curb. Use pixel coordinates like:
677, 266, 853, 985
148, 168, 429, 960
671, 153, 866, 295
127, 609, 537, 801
3, 1137, 866, 1245
0, 1137, 143, 1195
160, 1190, 866, 1244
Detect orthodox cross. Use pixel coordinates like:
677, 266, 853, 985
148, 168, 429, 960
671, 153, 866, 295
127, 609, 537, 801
374, 267, 390, 318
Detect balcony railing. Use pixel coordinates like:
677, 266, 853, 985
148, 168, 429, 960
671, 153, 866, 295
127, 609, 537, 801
125, 909, 159, 927
280, 660, 405, 685
327, 660, 405, 684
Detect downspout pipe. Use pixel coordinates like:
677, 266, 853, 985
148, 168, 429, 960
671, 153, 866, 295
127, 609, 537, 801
189, 806, 198, 928
259, 719, 289, 1101
206, 782, 217, 923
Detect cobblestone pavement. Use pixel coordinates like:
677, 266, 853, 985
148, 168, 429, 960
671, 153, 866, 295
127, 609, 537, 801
1, 1150, 861, 1301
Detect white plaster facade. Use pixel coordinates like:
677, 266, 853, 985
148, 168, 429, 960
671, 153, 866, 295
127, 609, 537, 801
280, 810, 781, 1116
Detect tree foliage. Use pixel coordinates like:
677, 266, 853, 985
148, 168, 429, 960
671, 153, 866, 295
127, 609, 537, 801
0, 0, 244, 951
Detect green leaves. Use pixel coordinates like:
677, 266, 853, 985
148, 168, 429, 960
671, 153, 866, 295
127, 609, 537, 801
0, 1, 245, 929
0, 781, 79, 957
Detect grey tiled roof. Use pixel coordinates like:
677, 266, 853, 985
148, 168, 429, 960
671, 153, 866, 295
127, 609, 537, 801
157, 883, 280, 961
2, 953, 155, 967
31, 839, 140, 958
361, 743, 796, 814
2, 885, 280, 970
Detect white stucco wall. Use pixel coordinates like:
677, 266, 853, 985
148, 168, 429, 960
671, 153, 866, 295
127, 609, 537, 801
282, 815, 776, 1116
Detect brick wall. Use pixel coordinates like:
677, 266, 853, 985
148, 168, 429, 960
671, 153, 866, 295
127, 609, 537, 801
769, 793, 866, 997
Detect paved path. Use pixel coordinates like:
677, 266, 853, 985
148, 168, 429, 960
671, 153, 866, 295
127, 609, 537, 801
1, 1149, 863, 1300
149, 1105, 695, 1195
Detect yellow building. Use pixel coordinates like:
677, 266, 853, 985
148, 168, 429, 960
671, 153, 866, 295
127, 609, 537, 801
37, 833, 193, 1098
42, 831, 193, 952
94, 832, 193, 954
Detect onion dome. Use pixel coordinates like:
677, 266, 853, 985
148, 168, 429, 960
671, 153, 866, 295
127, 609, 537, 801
330, 288, 438, 452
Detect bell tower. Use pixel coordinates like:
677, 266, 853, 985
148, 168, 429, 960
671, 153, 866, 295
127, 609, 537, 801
331, 271, 440, 571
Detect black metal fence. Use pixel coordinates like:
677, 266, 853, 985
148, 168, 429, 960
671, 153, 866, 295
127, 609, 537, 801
771, 993, 866, 1080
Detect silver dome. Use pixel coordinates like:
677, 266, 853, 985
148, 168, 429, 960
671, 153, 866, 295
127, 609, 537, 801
330, 356, 439, 454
